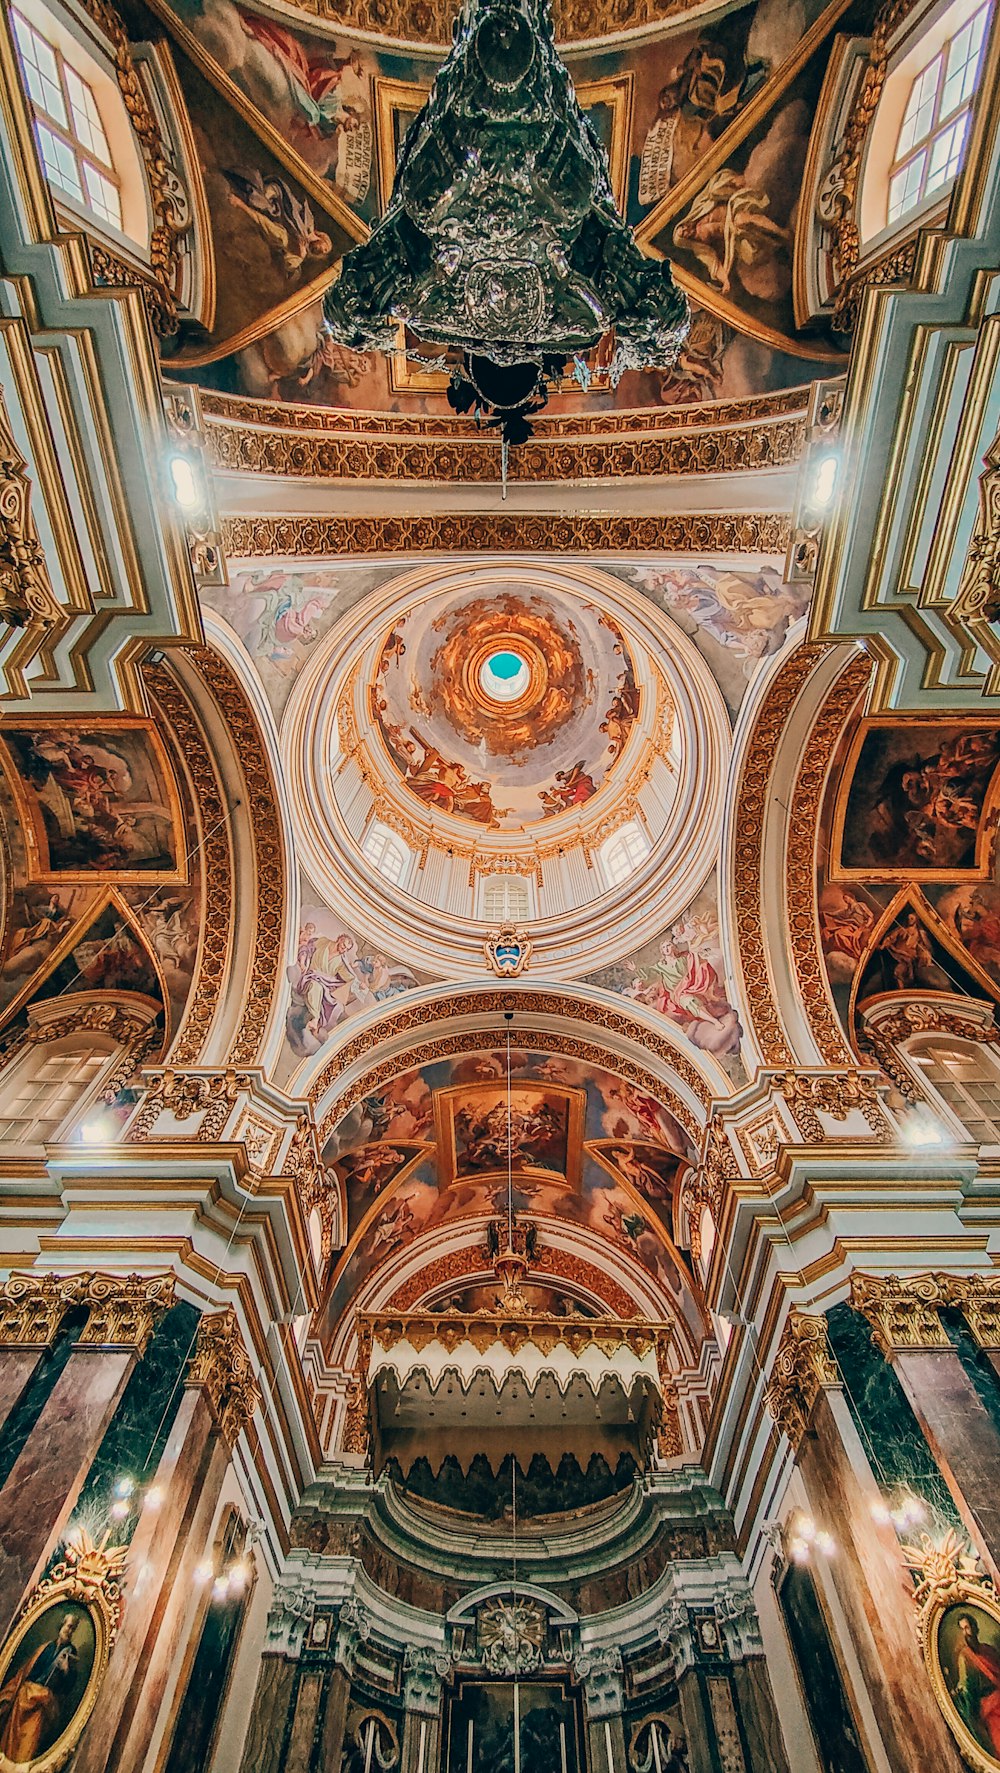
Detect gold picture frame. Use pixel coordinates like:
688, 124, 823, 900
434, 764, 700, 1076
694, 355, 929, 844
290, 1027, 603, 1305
923, 1578, 1000, 1771
0, 1532, 126, 1773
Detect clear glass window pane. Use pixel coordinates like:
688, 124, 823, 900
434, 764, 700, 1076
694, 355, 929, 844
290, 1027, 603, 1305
926, 111, 971, 191
83, 162, 121, 228
34, 121, 84, 203
11, 11, 67, 127
942, 6, 989, 114
65, 65, 112, 164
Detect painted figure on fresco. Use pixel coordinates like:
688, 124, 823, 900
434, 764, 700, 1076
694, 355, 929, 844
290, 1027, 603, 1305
629, 921, 741, 1057
381, 725, 503, 825
221, 168, 332, 276
455, 1094, 567, 1176
0, 1608, 90, 1762
538, 762, 597, 815
949, 1610, 1000, 1756
638, 38, 767, 206
818, 885, 876, 981
0, 889, 76, 979
238, 15, 365, 148
843, 727, 1000, 871
3, 728, 177, 874
285, 918, 418, 1058
949, 885, 1000, 979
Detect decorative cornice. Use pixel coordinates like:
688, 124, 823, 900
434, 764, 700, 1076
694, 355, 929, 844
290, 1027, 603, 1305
186, 1305, 261, 1447
0, 1272, 81, 1349
126, 1066, 254, 1141
765, 1310, 839, 1450
263, 0, 750, 50
771, 1068, 890, 1142
205, 415, 806, 484
200, 387, 808, 437
850, 1273, 952, 1357
222, 513, 792, 561
75, 1272, 175, 1355
385, 1245, 637, 1321
25, 1001, 153, 1047
363, 1311, 655, 1358
860, 1001, 1000, 1104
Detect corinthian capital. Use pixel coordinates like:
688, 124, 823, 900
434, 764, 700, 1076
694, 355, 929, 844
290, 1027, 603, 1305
765, 1311, 839, 1449
850, 1273, 951, 1357
941, 1276, 1000, 1351
187, 1306, 261, 1447
76, 1272, 175, 1356
0, 1272, 80, 1348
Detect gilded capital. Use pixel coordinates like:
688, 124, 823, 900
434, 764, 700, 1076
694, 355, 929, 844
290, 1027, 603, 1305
943, 1276, 1000, 1352
187, 1306, 261, 1448
850, 1273, 951, 1358
0, 1272, 80, 1348
765, 1311, 839, 1450
76, 1272, 175, 1356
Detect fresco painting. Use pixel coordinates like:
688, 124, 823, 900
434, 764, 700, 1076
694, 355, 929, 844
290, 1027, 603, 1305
319, 1050, 699, 1343
930, 882, 1000, 989
585, 883, 744, 1079
163, 0, 844, 413
285, 902, 423, 1061
0, 724, 183, 880
371, 589, 639, 829
837, 724, 1000, 875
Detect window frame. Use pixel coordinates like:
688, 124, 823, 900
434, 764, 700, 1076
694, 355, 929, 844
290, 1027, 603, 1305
885, 0, 990, 227
361, 821, 413, 890
11, 6, 123, 232
599, 820, 651, 889
905, 1034, 1000, 1144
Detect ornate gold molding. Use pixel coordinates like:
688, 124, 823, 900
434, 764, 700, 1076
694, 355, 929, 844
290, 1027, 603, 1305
0, 1272, 81, 1348
386, 1244, 637, 1320
786, 652, 871, 1062
363, 1311, 655, 1358
860, 1001, 1000, 1103
313, 1006, 709, 1146
206, 415, 806, 484
0, 384, 61, 632
79, 0, 190, 335
765, 1310, 840, 1449
681, 1119, 739, 1247
201, 387, 808, 438
734, 646, 824, 1066
181, 648, 286, 1068
76, 1272, 175, 1355
952, 427, 1000, 626
223, 513, 792, 561
144, 661, 231, 1068
772, 1068, 890, 1142
126, 1066, 254, 1142
25, 1002, 152, 1047
187, 1305, 261, 1447
946, 1277, 1000, 1352
851, 1273, 952, 1357
277, 0, 745, 48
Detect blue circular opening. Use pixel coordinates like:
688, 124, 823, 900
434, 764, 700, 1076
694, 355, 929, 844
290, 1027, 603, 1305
488, 651, 523, 680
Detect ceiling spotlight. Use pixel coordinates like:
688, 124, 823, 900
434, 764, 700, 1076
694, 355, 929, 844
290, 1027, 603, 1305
810, 451, 839, 511
168, 452, 203, 513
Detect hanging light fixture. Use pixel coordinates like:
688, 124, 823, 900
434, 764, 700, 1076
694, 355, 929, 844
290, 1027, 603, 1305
324, 0, 689, 462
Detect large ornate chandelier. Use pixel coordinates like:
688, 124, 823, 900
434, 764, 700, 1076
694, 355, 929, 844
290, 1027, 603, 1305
324, 0, 689, 451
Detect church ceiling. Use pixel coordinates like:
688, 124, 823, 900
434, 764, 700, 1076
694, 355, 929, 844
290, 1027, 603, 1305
818, 717, 1000, 1050
143, 0, 862, 413
317, 1043, 702, 1348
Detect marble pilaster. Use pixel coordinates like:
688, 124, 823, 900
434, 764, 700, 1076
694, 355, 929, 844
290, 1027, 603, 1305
0, 1272, 173, 1637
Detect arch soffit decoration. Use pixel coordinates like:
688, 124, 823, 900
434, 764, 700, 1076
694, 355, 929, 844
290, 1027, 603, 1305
324, 1218, 703, 1373
724, 638, 872, 1070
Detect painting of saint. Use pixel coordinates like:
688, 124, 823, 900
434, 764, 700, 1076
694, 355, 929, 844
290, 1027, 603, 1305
1, 724, 181, 879
818, 884, 876, 984
838, 725, 1000, 874
937, 1602, 1000, 1762
0, 1602, 96, 1764
589, 898, 742, 1067
285, 911, 420, 1059
451, 1088, 572, 1180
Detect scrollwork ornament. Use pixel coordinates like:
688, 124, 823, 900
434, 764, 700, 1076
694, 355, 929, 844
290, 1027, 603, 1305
0, 386, 61, 633
850, 1273, 952, 1357
75, 1272, 175, 1355
0, 1273, 81, 1349
186, 1306, 261, 1447
223, 512, 791, 560
765, 1310, 840, 1450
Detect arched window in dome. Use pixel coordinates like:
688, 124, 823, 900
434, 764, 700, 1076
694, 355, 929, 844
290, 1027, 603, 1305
482, 875, 530, 923
599, 821, 650, 889
362, 821, 412, 888
12, 7, 122, 229
905, 1033, 1000, 1143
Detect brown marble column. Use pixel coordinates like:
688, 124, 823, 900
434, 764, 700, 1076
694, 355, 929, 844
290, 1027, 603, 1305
0, 1273, 81, 1429
108, 1309, 261, 1773
766, 1310, 965, 1773
730, 1658, 791, 1773
0, 1273, 173, 1638
852, 1274, 1000, 1586
237, 1655, 298, 1773
75, 1306, 260, 1773
675, 1670, 716, 1773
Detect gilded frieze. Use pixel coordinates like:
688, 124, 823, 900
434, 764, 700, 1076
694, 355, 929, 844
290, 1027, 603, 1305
223, 513, 792, 560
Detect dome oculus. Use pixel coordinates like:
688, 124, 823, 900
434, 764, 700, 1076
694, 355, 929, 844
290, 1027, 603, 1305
480, 650, 530, 702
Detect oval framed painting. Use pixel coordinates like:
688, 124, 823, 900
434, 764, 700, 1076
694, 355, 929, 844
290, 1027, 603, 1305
926, 1582, 1000, 1771
0, 1587, 110, 1773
